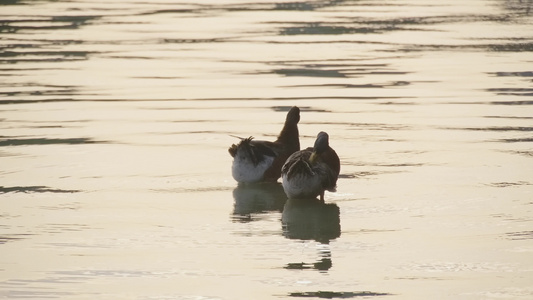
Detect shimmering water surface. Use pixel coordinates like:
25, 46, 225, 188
1, 0, 533, 299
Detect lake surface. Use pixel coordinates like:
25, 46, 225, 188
1, 0, 532, 299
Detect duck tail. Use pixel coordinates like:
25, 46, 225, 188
228, 143, 238, 157
228, 136, 254, 158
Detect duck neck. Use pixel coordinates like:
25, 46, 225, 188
277, 121, 300, 151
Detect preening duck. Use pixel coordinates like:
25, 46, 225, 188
281, 131, 340, 202
229, 106, 300, 183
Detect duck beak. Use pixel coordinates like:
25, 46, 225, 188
309, 152, 318, 163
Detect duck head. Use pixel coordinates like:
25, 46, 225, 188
286, 106, 300, 125
310, 131, 329, 163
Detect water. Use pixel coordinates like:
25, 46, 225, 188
1, 0, 532, 299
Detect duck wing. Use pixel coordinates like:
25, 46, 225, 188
228, 136, 280, 165
282, 149, 314, 180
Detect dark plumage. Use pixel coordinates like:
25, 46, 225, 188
281, 131, 340, 201
229, 106, 300, 183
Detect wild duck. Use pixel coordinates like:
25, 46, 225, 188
281, 131, 340, 202
229, 106, 300, 183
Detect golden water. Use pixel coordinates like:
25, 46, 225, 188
1, 0, 532, 299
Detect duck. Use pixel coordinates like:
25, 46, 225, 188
229, 106, 300, 183
281, 131, 340, 202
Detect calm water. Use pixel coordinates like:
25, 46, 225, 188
1, 0, 533, 299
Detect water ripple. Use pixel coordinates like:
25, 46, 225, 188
0, 186, 80, 193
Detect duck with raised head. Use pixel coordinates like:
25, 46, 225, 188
229, 106, 300, 183
281, 131, 340, 202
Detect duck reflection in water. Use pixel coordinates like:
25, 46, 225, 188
282, 198, 340, 272
231, 182, 287, 222
282, 198, 341, 244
